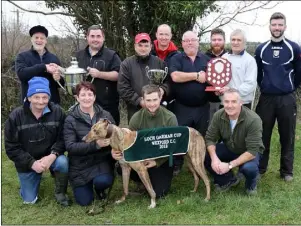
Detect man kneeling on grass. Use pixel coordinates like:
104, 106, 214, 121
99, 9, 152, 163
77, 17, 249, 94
112, 84, 178, 197
204, 88, 264, 195
4, 77, 70, 206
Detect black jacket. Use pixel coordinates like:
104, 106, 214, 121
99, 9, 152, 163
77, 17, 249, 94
15, 47, 65, 104
63, 103, 115, 187
4, 102, 66, 172
118, 55, 168, 116
76, 45, 121, 109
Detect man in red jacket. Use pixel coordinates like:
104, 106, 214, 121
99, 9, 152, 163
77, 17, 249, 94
151, 24, 179, 66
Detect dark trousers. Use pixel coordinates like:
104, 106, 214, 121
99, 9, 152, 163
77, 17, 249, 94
116, 160, 174, 198
256, 93, 297, 176
73, 174, 114, 206
173, 101, 210, 168
204, 144, 260, 189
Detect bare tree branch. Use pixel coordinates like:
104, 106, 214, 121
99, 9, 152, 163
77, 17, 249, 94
198, 1, 282, 36
7, 0, 75, 17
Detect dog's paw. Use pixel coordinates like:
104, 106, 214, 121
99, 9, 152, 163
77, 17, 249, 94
115, 200, 123, 204
204, 198, 210, 202
148, 203, 156, 209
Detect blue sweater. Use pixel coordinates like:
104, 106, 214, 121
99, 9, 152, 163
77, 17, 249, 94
15, 47, 64, 104
255, 38, 301, 95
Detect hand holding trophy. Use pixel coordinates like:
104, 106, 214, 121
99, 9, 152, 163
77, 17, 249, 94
205, 57, 232, 92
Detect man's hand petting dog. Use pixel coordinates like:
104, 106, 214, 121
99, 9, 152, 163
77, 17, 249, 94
112, 149, 123, 160
96, 138, 110, 148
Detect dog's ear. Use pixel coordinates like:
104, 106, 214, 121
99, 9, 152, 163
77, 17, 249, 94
103, 118, 112, 126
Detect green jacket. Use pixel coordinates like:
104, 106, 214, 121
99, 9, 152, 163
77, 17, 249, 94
205, 106, 264, 156
129, 106, 178, 130
129, 106, 178, 166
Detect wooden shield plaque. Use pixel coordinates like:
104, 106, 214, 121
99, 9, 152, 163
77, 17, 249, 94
205, 57, 232, 91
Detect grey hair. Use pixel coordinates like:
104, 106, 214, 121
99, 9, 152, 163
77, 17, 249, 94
182, 30, 199, 41
230, 29, 247, 45
222, 88, 242, 101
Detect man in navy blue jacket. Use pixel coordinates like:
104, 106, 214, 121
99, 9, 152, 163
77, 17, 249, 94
255, 12, 301, 182
15, 25, 65, 104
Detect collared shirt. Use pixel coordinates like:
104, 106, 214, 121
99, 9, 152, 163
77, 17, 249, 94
169, 51, 210, 107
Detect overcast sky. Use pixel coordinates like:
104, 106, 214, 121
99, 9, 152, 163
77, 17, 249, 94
2, 1, 301, 44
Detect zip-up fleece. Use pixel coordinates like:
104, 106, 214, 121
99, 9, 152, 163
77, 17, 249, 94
76, 45, 121, 109
205, 106, 264, 156
255, 38, 301, 95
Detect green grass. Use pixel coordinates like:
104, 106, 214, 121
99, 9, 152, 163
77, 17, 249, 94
1, 125, 301, 225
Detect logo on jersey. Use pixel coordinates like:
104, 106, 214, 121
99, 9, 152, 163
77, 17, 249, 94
273, 50, 280, 58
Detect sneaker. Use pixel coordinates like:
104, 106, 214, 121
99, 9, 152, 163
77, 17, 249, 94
282, 175, 293, 182
246, 186, 257, 196
215, 177, 240, 192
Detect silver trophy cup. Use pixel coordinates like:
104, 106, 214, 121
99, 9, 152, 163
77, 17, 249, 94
57, 57, 91, 95
145, 66, 168, 84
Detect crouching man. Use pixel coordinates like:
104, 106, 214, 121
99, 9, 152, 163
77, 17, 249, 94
4, 77, 70, 206
112, 84, 178, 197
204, 88, 264, 195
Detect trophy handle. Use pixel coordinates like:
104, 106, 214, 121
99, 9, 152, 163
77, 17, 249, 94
85, 72, 95, 83
145, 66, 149, 75
164, 67, 168, 80
56, 81, 67, 94
164, 67, 168, 75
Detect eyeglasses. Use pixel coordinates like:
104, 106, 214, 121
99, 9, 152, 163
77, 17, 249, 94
182, 39, 198, 43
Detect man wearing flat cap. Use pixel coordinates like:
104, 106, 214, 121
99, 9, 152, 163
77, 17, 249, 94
118, 32, 170, 122
15, 25, 64, 104
5, 77, 70, 206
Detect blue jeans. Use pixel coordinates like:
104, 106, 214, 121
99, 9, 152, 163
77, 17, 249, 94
17, 155, 68, 203
73, 174, 114, 206
204, 143, 260, 190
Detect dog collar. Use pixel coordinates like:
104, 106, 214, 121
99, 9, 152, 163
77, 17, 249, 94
106, 124, 113, 138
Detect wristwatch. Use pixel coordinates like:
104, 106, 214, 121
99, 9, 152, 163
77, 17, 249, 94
196, 72, 200, 80
51, 151, 59, 158
228, 162, 233, 169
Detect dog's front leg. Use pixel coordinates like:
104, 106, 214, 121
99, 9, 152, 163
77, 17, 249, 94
116, 161, 131, 204
130, 162, 156, 209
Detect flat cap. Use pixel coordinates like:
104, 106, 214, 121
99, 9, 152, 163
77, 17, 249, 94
29, 25, 48, 37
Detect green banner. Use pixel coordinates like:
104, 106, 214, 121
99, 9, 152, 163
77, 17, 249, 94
123, 126, 190, 166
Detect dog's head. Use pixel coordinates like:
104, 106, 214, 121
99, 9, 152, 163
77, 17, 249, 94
83, 118, 111, 142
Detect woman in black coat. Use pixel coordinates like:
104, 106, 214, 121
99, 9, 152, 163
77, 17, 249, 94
64, 81, 115, 206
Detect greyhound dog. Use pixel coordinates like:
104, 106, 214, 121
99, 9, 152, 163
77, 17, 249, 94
83, 119, 210, 209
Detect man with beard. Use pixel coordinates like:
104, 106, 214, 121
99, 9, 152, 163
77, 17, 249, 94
15, 25, 65, 104
76, 25, 122, 125
255, 12, 301, 182
205, 28, 228, 122
169, 31, 211, 175
118, 33, 168, 122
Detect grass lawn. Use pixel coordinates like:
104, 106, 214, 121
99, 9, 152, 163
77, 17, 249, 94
1, 124, 301, 225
